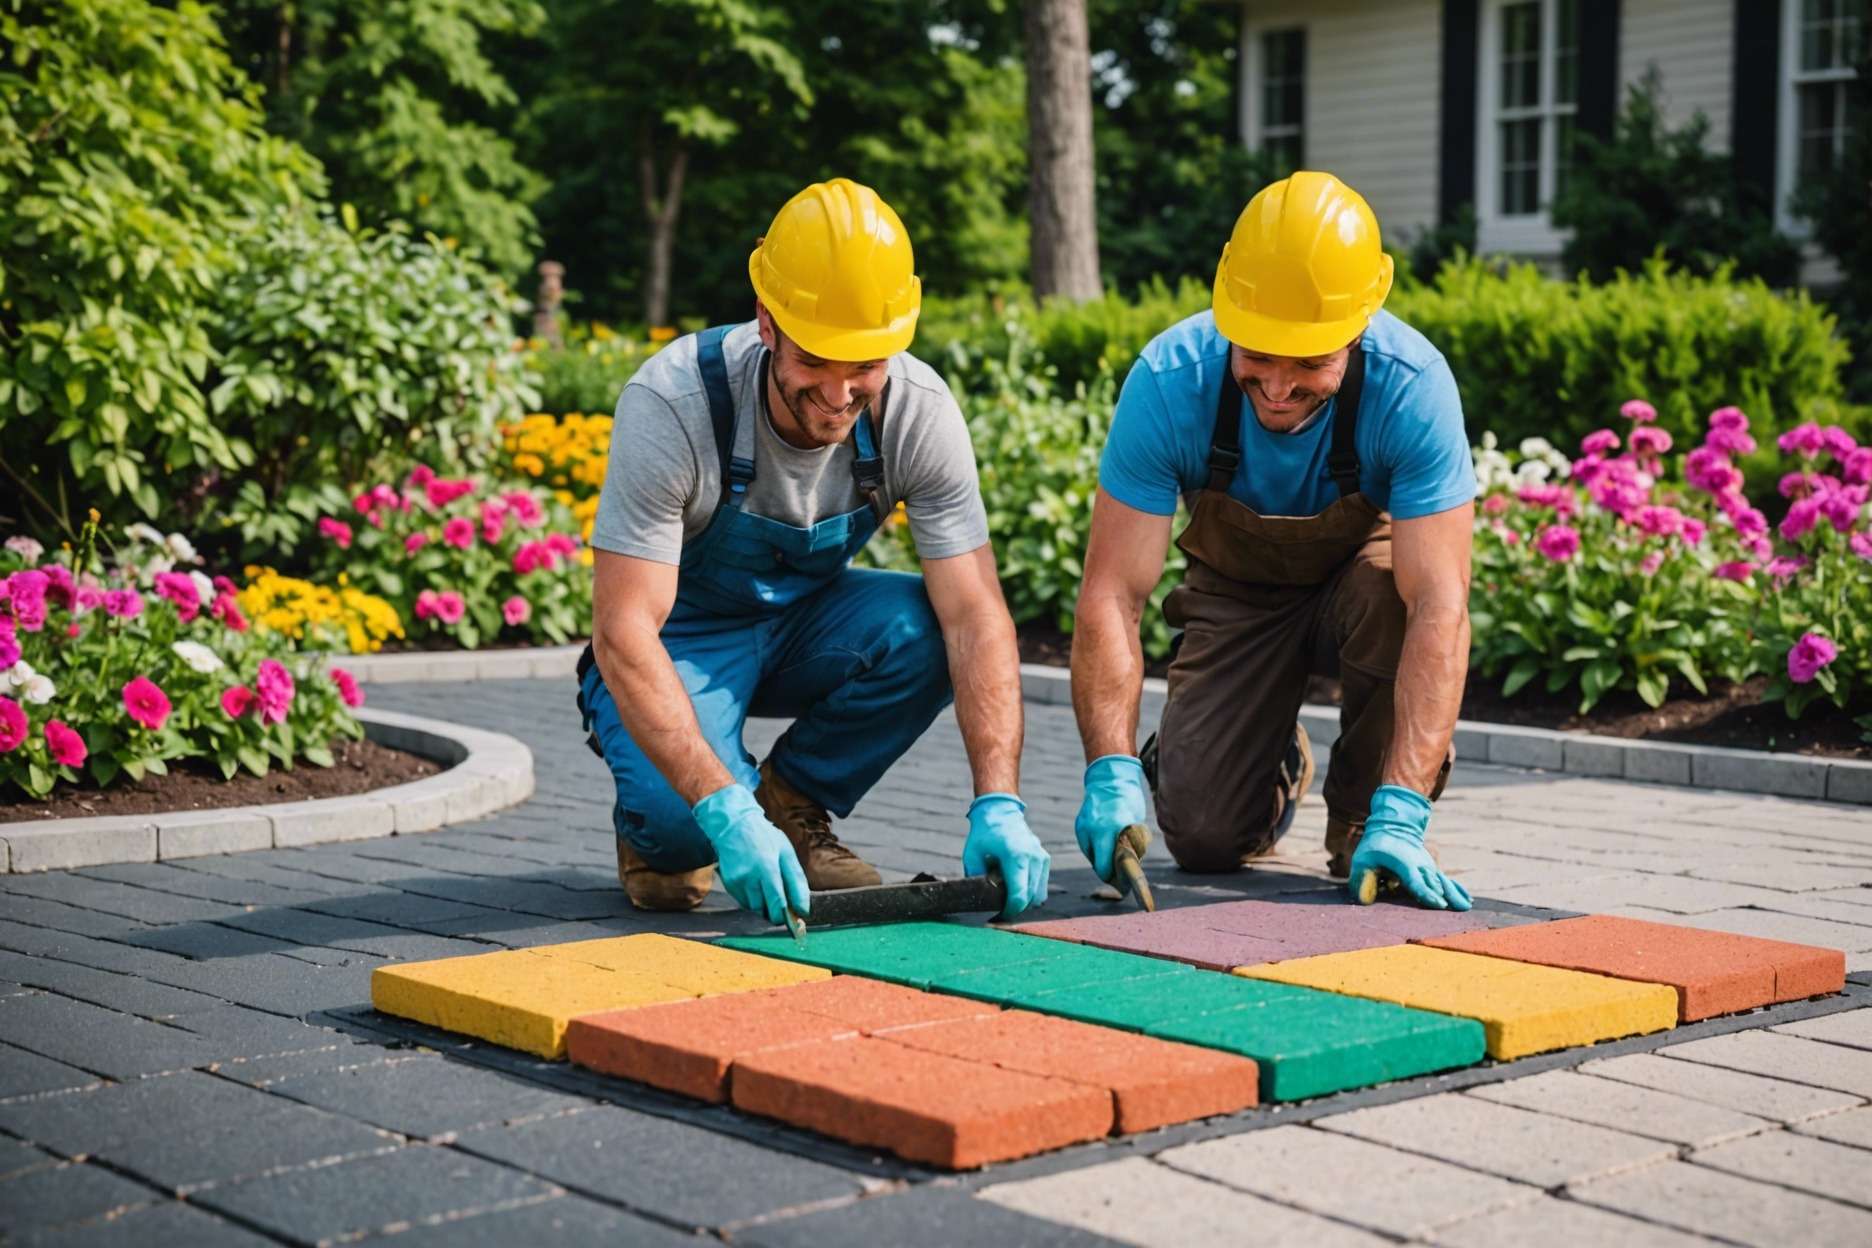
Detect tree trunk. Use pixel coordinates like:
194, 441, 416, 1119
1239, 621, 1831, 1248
1023, 0, 1101, 301
638, 136, 689, 328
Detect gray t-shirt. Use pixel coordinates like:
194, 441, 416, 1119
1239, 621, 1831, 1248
591, 321, 990, 565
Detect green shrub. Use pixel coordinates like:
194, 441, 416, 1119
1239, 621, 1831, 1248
518, 324, 656, 415
0, 0, 323, 537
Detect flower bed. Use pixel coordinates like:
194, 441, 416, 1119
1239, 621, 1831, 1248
1, 525, 364, 800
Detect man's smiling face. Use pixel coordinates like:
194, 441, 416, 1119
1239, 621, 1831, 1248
1229, 343, 1353, 432
756, 302, 889, 449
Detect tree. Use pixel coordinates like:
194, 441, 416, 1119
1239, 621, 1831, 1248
1024, 0, 1101, 300
218, 0, 550, 276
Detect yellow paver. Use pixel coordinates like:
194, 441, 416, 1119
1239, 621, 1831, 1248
528, 933, 833, 993
371, 935, 828, 1059
1235, 944, 1678, 1059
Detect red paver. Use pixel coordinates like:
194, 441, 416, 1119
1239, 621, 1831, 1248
749, 975, 1001, 1032
731, 1034, 1113, 1168
879, 1009, 1259, 1133
565, 993, 855, 1102
1419, 914, 1846, 1022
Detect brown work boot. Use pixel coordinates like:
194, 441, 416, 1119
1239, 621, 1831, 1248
755, 758, 882, 890
615, 839, 715, 911
1244, 724, 1316, 861
1326, 747, 1455, 879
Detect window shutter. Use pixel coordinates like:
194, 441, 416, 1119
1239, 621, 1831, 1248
1440, 0, 1481, 224
1732, 0, 1782, 202
1577, 1, 1622, 141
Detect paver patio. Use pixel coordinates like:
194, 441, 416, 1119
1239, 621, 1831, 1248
0, 677, 1868, 1244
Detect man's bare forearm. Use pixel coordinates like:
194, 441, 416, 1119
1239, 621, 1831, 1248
944, 609, 1023, 796
1383, 602, 1469, 794
592, 621, 734, 806
1071, 594, 1145, 762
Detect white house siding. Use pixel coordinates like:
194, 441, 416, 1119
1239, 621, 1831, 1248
1620, 0, 1735, 146
1238, 0, 1445, 245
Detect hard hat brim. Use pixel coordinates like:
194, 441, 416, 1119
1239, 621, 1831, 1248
749, 251, 919, 362
1211, 270, 1377, 358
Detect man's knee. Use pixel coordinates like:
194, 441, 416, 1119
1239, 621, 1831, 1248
1157, 789, 1279, 873
862, 575, 953, 697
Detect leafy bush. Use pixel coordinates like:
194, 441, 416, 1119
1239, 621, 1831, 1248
0, 526, 363, 800
0, 0, 322, 536
1470, 400, 1870, 729
515, 323, 657, 415
305, 468, 593, 650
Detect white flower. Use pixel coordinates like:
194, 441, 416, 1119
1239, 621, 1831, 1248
172, 640, 224, 674
1515, 459, 1553, 484
20, 673, 54, 705
1517, 437, 1554, 458
188, 570, 215, 606
165, 532, 200, 564
0, 660, 33, 695
3, 536, 43, 564
124, 523, 165, 547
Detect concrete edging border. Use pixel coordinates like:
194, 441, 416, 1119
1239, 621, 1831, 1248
1015, 662, 1872, 807
0, 708, 534, 874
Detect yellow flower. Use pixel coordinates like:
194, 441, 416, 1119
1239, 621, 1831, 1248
241, 569, 404, 655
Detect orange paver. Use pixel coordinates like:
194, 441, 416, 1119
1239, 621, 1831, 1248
879, 1009, 1260, 1133
1419, 914, 1846, 1022
748, 974, 1001, 1032
566, 994, 857, 1102
731, 1034, 1113, 1169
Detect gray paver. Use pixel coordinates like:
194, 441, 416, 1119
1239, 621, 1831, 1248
192, 1145, 558, 1242
0, 951, 221, 1018
749, 1185, 1129, 1248
453, 1105, 864, 1228
0, 1162, 156, 1235
1773, 1007, 1872, 1051
1658, 1030, 1872, 1097
1469, 1069, 1775, 1147
165, 1004, 355, 1061
1580, 1052, 1863, 1124
1431, 1195, 1722, 1247
0, 993, 217, 1079
1571, 1159, 1872, 1245
1792, 1106, 1872, 1148
0, 1042, 104, 1099
374, 1192, 697, 1247
268, 1053, 593, 1138
6, 1200, 277, 1247
978, 1156, 1385, 1248
1158, 1126, 1536, 1238
1315, 1092, 1675, 1186
0, 1137, 53, 1180
0, 1070, 396, 1191
1691, 1129, 1872, 1208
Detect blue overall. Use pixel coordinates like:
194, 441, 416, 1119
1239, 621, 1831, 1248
577, 326, 954, 872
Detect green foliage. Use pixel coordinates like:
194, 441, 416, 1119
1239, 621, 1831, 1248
1551, 71, 1799, 286
1796, 44, 1872, 401
0, 0, 323, 538
207, 211, 536, 560
518, 325, 656, 416
219, 0, 549, 275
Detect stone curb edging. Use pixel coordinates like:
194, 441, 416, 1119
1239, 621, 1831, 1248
0, 708, 534, 874
1016, 662, 1872, 807
343, 644, 584, 685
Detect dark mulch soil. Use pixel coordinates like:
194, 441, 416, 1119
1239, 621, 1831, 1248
1017, 624, 1870, 761
1, 738, 442, 821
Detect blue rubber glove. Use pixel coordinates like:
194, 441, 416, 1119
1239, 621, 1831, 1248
1347, 784, 1472, 912
692, 783, 810, 927
962, 793, 1051, 919
1075, 755, 1149, 883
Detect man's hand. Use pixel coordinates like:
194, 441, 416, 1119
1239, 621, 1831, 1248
1074, 755, 1148, 882
962, 794, 1050, 918
692, 784, 810, 926
1347, 785, 1471, 911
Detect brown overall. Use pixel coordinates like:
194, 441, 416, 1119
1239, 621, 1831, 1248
1150, 344, 1420, 872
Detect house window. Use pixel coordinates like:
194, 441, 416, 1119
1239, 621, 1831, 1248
1491, 0, 1580, 217
1794, 0, 1864, 181
1259, 29, 1306, 174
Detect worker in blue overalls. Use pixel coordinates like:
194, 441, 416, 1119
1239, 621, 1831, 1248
576, 179, 1049, 927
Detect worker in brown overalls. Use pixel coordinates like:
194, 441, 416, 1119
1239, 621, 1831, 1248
1069, 172, 1475, 910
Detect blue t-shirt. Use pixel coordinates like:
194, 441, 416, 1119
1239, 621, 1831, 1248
1099, 309, 1476, 521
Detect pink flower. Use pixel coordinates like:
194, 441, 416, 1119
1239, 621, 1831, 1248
501, 595, 531, 627
42, 565, 74, 609
1580, 429, 1621, 457
1620, 399, 1658, 424
1502, 529, 1521, 545
353, 491, 377, 516
1516, 484, 1574, 514
1629, 426, 1673, 458
5, 571, 48, 632
1639, 550, 1665, 576
221, 686, 255, 718
404, 533, 429, 555
1780, 472, 1816, 500
0, 630, 18, 669
44, 720, 85, 768
122, 676, 172, 731
1482, 494, 1510, 516
502, 491, 545, 527
544, 532, 580, 557
255, 659, 295, 726
103, 588, 143, 619
1765, 555, 1809, 582
442, 517, 475, 550
1779, 497, 1821, 541
1821, 485, 1868, 533
1787, 632, 1838, 684
152, 572, 201, 623
211, 591, 248, 633
1634, 505, 1684, 537
434, 591, 465, 624
426, 478, 475, 508
1843, 447, 1872, 486
513, 541, 554, 575
1852, 531, 1872, 562
1821, 426, 1857, 461
1535, 524, 1581, 562
407, 464, 438, 491
74, 585, 103, 615
1705, 425, 1756, 456
1730, 506, 1768, 539
1778, 422, 1826, 458
479, 499, 508, 545
1679, 518, 1707, 546
1713, 561, 1755, 582
0, 696, 24, 753
318, 517, 353, 549
1685, 446, 1741, 497
330, 666, 365, 709
1708, 406, 1748, 433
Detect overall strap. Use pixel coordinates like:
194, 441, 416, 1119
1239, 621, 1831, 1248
1205, 365, 1244, 493
1327, 343, 1367, 499
851, 379, 891, 525
696, 325, 755, 495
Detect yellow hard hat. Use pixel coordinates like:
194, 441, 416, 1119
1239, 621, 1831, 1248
748, 178, 921, 361
1211, 171, 1393, 358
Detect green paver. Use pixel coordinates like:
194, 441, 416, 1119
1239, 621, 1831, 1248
1007, 966, 1319, 1030
926, 944, 1196, 1004
718, 922, 1070, 989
